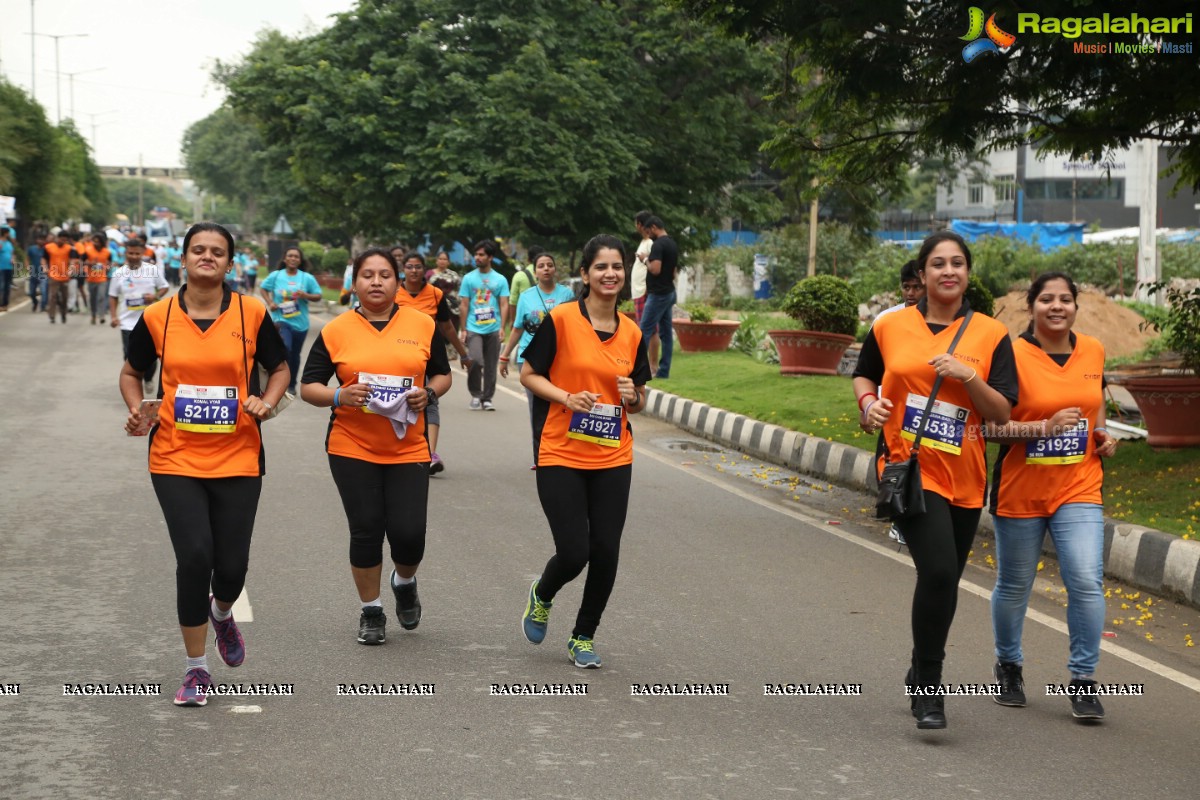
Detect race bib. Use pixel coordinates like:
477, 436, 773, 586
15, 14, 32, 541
359, 372, 414, 414
567, 403, 623, 448
279, 300, 299, 318
473, 305, 496, 325
900, 392, 969, 455
174, 385, 239, 434
124, 296, 148, 311
1026, 420, 1089, 465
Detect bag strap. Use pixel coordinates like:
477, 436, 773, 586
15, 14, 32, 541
910, 309, 975, 454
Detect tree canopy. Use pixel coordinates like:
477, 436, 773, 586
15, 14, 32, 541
214, 0, 775, 252
679, 0, 1200, 199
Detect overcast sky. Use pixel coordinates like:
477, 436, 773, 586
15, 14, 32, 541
0, 0, 357, 168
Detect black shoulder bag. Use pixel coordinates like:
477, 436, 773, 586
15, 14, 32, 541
875, 310, 974, 521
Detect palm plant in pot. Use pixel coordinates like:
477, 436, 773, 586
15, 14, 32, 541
1122, 282, 1200, 448
674, 301, 741, 352
769, 275, 859, 375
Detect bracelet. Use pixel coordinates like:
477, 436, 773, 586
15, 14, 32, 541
333, 387, 342, 408
962, 368, 977, 385
1095, 426, 1108, 433
499, 356, 509, 362
262, 400, 273, 410
862, 399, 877, 421
857, 393, 877, 412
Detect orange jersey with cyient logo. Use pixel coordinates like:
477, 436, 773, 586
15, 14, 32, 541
395, 283, 444, 319
990, 333, 1106, 517
872, 304, 1012, 508
44, 242, 74, 281
319, 306, 436, 464
536, 302, 644, 470
84, 243, 111, 282
141, 294, 269, 477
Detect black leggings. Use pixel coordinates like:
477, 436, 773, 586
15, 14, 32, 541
151, 474, 262, 627
328, 455, 428, 569
535, 464, 632, 638
895, 491, 981, 680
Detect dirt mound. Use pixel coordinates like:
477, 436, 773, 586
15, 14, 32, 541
991, 288, 1155, 359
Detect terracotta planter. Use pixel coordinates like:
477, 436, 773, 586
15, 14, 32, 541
1122, 375, 1200, 448
317, 273, 343, 290
768, 329, 855, 376
621, 311, 638, 321
674, 320, 741, 352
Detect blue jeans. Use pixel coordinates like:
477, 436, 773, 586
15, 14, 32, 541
991, 503, 1105, 677
277, 324, 308, 393
639, 289, 675, 378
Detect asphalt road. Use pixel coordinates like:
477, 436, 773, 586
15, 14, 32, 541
1, 298, 1197, 799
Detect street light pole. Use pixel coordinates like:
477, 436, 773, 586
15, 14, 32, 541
64, 67, 104, 121
29, 32, 88, 124
29, 1, 35, 102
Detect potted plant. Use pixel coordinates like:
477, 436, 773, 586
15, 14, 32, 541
1120, 282, 1200, 448
674, 302, 742, 352
768, 275, 859, 375
619, 299, 638, 321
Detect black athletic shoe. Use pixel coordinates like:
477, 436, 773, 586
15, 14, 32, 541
392, 574, 422, 630
1068, 678, 1105, 721
914, 691, 947, 730
358, 606, 386, 645
993, 661, 1026, 707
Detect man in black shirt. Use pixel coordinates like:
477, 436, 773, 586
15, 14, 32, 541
639, 216, 678, 378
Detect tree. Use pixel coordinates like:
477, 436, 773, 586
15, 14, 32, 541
0, 78, 59, 228
679, 0, 1200, 201
104, 178, 190, 222
215, 0, 774, 253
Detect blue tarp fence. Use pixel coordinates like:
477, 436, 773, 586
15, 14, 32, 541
950, 220, 1084, 251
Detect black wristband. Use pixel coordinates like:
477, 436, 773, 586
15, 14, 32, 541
425, 386, 438, 406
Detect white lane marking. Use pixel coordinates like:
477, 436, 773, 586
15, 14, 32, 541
228, 705, 262, 713
233, 590, 254, 622
634, 444, 1200, 695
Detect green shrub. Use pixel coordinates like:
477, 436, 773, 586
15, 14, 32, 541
780, 275, 859, 335
298, 240, 325, 270
683, 301, 715, 323
965, 273, 995, 318
324, 247, 350, 272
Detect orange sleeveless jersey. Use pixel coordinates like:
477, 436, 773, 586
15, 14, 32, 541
395, 283, 444, 319
84, 243, 110, 282
873, 305, 1011, 507
536, 302, 643, 470
142, 294, 268, 477
991, 334, 1106, 517
319, 307, 436, 464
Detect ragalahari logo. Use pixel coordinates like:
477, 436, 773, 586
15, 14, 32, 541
961, 7, 1017, 62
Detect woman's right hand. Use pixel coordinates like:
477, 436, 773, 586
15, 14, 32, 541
864, 397, 894, 432
1047, 407, 1082, 435
338, 382, 372, 407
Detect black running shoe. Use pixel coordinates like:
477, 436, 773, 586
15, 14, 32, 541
914, 692, 946, 730
392, 574, 422, 630
993, 661, 1026, 707
1068, 678, 1105, 721
358, 606, 386, 645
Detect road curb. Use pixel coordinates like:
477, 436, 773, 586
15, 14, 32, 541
644, 387, 1200, 609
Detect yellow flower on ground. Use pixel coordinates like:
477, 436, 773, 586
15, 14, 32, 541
1037, 561, 1044, 572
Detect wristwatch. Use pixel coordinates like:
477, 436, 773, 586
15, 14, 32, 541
425, 387, 439, 406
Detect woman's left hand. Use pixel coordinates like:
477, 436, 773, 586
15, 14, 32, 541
928, 354, 972, 382
244, 396, 273, 421
1095, 429, 1118, 458
405, 386, 429, 411
616, 376, 638, 406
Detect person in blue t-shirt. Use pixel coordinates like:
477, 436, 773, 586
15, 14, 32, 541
0, 227, 20, 311
499, 250, 574, 465
259, 246, 322, 394
27, 234, 47, 312
458, 239, 510, 410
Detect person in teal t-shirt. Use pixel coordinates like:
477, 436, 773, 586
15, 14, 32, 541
499, 250, 573, 464
259, 246, 322, 394
458, 239, 510, 410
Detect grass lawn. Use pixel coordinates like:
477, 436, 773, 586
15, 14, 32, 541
652, 350, 1200, 538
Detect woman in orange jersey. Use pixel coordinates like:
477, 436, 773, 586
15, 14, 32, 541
119, 222, 290, 707
395, 250, 471, 475
42, 230, 74, 323
986, 272, 1117, 721
300, 248, 452, 646
852, 231, 1018, 729
83, 233, 112, 325
517, 234, 651, 669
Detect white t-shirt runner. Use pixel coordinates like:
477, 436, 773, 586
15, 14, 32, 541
108, 265, 169, 331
